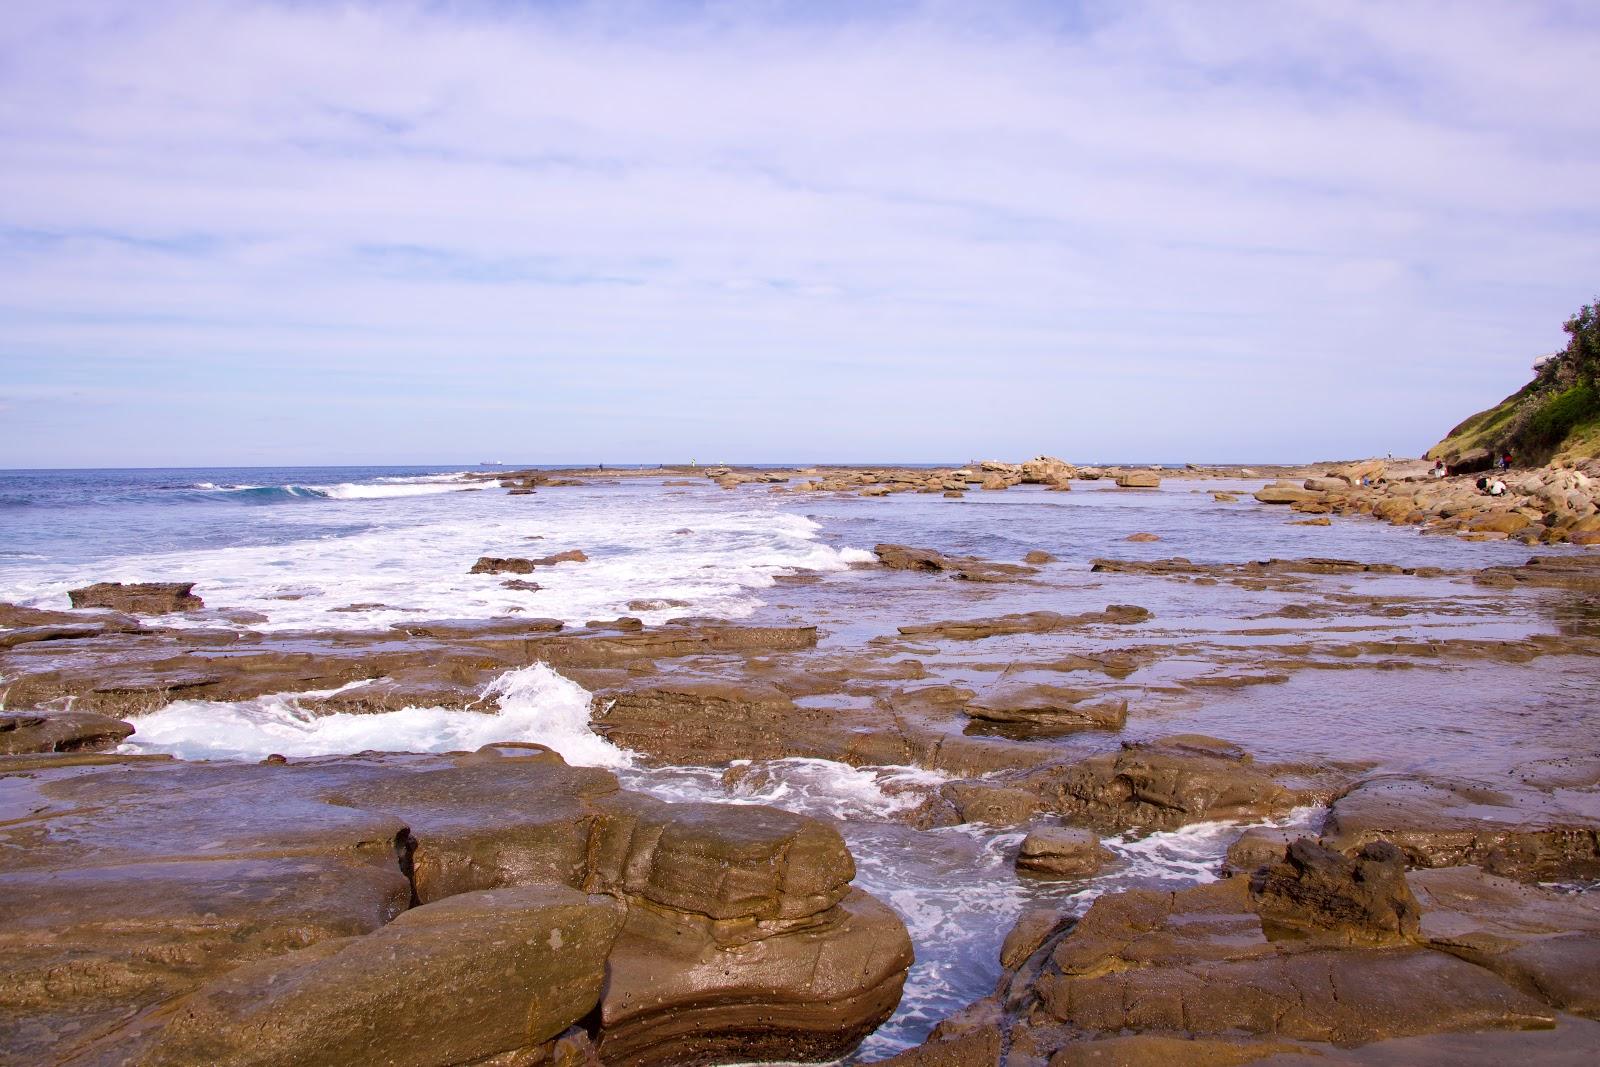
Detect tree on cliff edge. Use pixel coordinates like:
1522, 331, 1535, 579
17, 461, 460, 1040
1564, 299, 1599, 388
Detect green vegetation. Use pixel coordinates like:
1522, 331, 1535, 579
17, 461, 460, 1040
1430, 295, 1600, 465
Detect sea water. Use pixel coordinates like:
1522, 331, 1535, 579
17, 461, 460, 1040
1, 464, 1590, 1060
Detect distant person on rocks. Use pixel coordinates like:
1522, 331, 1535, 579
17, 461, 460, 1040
1430, 460, 1446, 478
1500, 451, 1513, 470
1477, 477, 1506, 496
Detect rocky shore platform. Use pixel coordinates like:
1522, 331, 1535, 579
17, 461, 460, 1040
4, 460, 1600, 1065
478, 453, 1600, 546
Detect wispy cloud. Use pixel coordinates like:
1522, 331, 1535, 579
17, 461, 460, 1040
1, 0, 1597, 465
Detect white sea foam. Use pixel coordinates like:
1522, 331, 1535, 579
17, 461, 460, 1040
120, 663, 632, 767
2, 481, 869, 631
313, 481, 475, 499
632, 758, 949, 821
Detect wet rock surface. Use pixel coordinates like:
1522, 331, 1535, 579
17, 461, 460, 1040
67, 581, 203, 614
1015, 827, 1113, 878
0, 748, 911, 1067
1251, 837, 1421, 944
1021, 735, 1300, 832
0, 710, 134, 754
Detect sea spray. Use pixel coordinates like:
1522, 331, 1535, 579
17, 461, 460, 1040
121, 663, 633, 767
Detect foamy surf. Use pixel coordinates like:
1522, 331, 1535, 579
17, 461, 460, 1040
120, 663, 632, 768
4, 482, 871, 631
188, 477, 475, 501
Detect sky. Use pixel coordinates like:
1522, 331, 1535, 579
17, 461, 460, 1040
2, 0, 1598, 467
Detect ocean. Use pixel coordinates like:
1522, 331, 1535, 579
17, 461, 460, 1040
2, 464, 1591, 1059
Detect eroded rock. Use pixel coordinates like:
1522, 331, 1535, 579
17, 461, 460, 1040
1016, 827, 1113, 878
67, 582, 202, 614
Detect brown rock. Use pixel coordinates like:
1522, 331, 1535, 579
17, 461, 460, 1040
875, 544, 952, 571
965, 684, 1128, 732
67, 581, 202, 614
0, 711, 134, 754
122, 887, 623, 1067
1023, 735, 1296, 833
1224, 825, 1297, 873
471, 555, 535, 574
1253, 484, 1320, 505
898, 604, 1151, 641
1125, 532, 1160, 542
1410, 865, 1600, 1016
1046, 1035, 1310, 1066
1000, 907, 1071, 970
1016, 827, 1114, 878
942, 781, 1039, 827
1250, 837, 1421, 944
533, 549, 589, 566
1321, 775, 1600, 882
1034, 878, 1552, 1045
1023, 550, 1057, 564
591, 681, 839, 764
1115, 471, 1161, 488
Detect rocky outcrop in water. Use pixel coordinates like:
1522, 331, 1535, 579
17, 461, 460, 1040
0, 746, 912, 1066
0, 710, 133, 754
891, 856, 1578, 1064
1321, 772, 1600, 882
1015, 827, 1113, 878
67, 581, 202, 614
1021, 735, 1300, 832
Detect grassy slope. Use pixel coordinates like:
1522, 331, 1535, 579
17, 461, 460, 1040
1429, 379, 1600, 464
1426, 385, 1532, 461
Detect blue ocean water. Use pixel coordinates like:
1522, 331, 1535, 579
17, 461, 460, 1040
0, 465, 484, 563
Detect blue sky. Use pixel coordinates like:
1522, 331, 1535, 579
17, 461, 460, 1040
2, 0, 1598, 467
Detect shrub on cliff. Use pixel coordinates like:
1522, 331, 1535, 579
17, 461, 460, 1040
1430, 293, 1600, 465
1564, 299, 1599, 387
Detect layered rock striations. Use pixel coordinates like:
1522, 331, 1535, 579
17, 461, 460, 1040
0, 747, 912, 1066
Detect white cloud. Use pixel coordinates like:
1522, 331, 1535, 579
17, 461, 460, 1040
0, 0, 1597, 465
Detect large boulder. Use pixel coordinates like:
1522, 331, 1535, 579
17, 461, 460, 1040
119, 886, 623, 1067
1020, 456, 1076, 485
1250, 837, 1421, 944
1254, 483, 1320, 505
1115, 471, 1161, 488
67, 581, 202, 614
1015, 827, 1113, 878
598, 887, 912, 1067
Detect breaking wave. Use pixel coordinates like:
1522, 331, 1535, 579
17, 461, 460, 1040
120, 663, 632, 768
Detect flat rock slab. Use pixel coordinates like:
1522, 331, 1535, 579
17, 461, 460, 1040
1411, 865, 1600, 1017
0, 711, 133, 754
1023, 735, 1299, 833
67, 582, 203, 614
899, 605, 1151, 641
119, 886, 622, 1067
1322, 774, 1600, 882
966, 684, 1128, 732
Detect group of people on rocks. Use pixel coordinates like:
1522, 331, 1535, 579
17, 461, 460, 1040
1430, 450, 1514, 495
